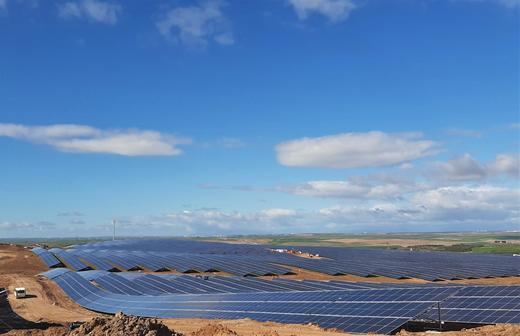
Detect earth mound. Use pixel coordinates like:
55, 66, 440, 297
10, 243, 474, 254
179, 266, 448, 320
190, 323, 239, 336
70, 312, 183, 336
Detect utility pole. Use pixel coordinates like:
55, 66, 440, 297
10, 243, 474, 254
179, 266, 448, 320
112, 219, 116, 241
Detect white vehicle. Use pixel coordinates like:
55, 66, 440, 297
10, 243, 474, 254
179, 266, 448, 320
14, 287, 26, 299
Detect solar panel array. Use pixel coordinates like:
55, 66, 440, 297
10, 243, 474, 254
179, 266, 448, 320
417, 286, 520, 324
45, 269, 464, 335
47, 248, 91, 271
52, 239, 520, 281
31, 247, 63, 268
32, 239, 520, 334
68, 270, 433, 295
275, 246, 520, 281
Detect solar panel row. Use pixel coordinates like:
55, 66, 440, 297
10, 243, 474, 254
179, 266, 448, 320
63, 239, 520, 281
31, 247, 63, 268
74, 271, 431, 295
48, 249, 91, 271
48, 270, 459, 335
67, 249, 293, 276
418, 286, 520, 324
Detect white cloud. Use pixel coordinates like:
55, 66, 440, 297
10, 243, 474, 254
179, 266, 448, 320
487, 153, 520, 178
430, 153, 520, 181
114, 184, 520, 235
156, 0, 234, 47
288, 0, 356, 22
411, 185, 520, 222
117, 207, 304, 235
276, 131, 438, 169
58, 0, 121, 25
0, 0, 7, 10
0, 221, 33, 230
281, 179, 424, 199
0, 123, 191, 156
431, 154, 487, 181
319, 185, 520, 227
7, 182, 519, 236
260, 208, 297, 218
0, 221, 56, 230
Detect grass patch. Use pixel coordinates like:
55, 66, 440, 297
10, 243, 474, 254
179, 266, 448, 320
472, 244, 520, 254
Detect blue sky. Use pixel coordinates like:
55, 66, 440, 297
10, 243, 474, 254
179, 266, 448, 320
0, 0, 519, 237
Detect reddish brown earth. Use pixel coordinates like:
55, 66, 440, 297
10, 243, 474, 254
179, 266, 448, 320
397, 324, 520, 336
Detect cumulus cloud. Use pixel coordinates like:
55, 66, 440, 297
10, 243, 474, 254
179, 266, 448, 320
115, 208, 305, 235
411, 185, 520, 222
276, 131, 438, 169
58, 0, 121, 25
487, 154, 520, 178
320, 185, 520, 227
431, 154, 487, 181
156, 0, 234, 47
430, 153, 520, 181
0, 123, 191, 156
114, 184, 520, 235
288, 0, 356, 22
281, 178, 424, 199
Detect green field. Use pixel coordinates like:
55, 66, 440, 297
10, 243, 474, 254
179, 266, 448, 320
0, 237, 107, 248
2, 232, 520, 255
200, 232, 520, 255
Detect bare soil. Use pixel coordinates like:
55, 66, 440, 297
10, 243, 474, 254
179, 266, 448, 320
273, 265, 429, 284
323, 238, 461, 247
397, 324, 520, 335
162, 319, 347, 336
70, 312, 182, 336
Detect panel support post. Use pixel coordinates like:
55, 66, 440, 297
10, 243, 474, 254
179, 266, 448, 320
437, 302, 442, 331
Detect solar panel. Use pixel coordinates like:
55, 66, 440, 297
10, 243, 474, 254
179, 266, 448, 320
47, 270, 461, 335
94, 273, 162, 296
69, 250, 120, 271
39, 268, 71, 279
50, 249, 91, 271
66, 239, 520, 281
32, 248, 63, 268
418, 285, 520, 324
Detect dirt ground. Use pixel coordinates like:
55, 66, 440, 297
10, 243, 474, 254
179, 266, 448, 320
1, 243, 519, 336
323, 238, 461, 247
273, 266, 430, 283
161, 319, 349, 336
397, 324, 520, 336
